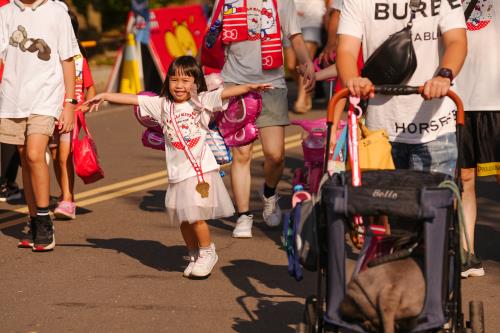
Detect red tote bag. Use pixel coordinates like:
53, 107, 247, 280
72, 111, 104, 184
200, 0, 225, 70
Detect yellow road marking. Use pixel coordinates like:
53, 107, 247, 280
0, 136, 303, 229
70, 134, 302, 202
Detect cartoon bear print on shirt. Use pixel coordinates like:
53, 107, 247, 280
9, 25, 51, 61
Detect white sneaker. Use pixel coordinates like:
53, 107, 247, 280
262, 193, 282, 227
232, 214, 253, 238
183, 250, 198, 277
190, 243, 218, 278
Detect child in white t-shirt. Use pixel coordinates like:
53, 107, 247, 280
49, 9, 96, 221
0, 0, 80, 251
82, 56, 271, 278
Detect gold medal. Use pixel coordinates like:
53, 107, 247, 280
195, 181, 210, 198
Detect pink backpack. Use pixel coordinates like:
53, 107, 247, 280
141, 128, 165, 151
216, 91, 262, 147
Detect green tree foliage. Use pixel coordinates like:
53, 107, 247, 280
73, 0, 183, 32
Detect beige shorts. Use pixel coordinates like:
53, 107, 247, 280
0, 115, 56, 145
225, 83, 290, 128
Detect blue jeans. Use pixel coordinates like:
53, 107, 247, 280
391, 132, 458, 177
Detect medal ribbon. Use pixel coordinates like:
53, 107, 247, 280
169, 103, 206, 184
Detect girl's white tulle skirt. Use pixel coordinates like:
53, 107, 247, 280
165, 170, 235, 225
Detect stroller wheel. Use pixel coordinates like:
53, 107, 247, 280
303, 296, 320, 333
468, 301, 485, 333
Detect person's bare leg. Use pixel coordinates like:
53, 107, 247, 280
260, 126, 285, 188
26, 134, 50, 208
57, 141, 74, 202
180, 222, 199, 251
461, 168, 476, 253
190, 220, 211, 248
231, 143, 253, 213
18, 145, 36, 217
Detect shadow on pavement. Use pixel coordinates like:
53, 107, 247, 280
139, 190, 166, 212
222, 259, 312, 332
86, 238, 185, 272
1, 218, 25, 241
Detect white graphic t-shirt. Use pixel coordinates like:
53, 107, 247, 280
138, 89, 228, 183
0, 1, 80, 118
338, 0, 466, 144
456, 0, 500, 111
219, 0, 302, 88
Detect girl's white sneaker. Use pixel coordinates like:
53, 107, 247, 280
183, 250, 198, 277
190, 243, 218, 277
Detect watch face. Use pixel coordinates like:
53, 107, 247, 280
439, 68, 453, 80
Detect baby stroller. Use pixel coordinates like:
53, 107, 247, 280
299, 86, 485, 333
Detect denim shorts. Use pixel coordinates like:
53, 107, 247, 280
391, 132, 458, 177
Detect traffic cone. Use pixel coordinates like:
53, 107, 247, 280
119, 33, 142, 94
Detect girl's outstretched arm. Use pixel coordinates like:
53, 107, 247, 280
80, 92, 139, 113
221, 83, 273, 100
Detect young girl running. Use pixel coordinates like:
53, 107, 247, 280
50, 9, 96, 220
82, 56, 271, 278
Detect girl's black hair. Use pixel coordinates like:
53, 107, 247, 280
160, 56, 207, 100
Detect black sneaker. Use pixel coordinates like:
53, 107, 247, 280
461, 254, 485, 278
32, 217, 55, 252
18, 218, 37, 248
0, 183, 22, 202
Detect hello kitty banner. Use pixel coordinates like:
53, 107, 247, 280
221, 0, 283, 70
107, 5, 207, 94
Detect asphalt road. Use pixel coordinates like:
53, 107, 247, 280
0, 101, 498, 332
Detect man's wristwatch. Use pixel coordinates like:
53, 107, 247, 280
437, 68, 454, 83
64, 98, 78, 105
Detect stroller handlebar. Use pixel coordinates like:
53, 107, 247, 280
327, 85, 465, 126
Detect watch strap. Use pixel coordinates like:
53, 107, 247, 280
64, 98, 78, 105
437, 68, 454, 82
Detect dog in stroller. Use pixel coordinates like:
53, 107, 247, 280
340, 257, 425, 333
